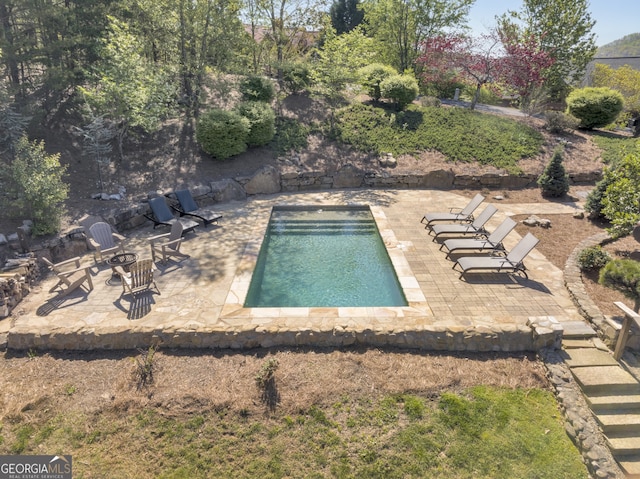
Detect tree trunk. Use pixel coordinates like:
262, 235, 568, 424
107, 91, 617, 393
470, 83, 482, 110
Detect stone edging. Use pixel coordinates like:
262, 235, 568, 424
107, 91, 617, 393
541, 348, 625, 479
564, 231, 620, 346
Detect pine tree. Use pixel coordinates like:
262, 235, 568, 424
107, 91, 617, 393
538, 146, 570, 197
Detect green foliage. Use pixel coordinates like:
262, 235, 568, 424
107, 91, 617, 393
596, 151, 640, 237
0, 104, 30, 156
577, 246, 611, 271
334, 103, 544, 171
566, 87, 624, 129
599, 259, 640, 307
235, 101, 276, 147
380, 74, 419, 110
592, 135, 640, 165
358, 64, 397, 101
543, 110, 579, 134
255, 358, 279, 389
196, 109, 249, 160
75, 113, 115, 192
361, 0, 474, 73
279, 62, 312, 94
329, 0, 364, 34
592, 64, 640, 117
538, 147, 570, 197
239, 75, 276, 103
270, 117, 310, 156
9, 136, 68, 236
133, 344, 159, 391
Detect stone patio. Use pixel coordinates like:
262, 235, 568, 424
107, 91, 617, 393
0, 189, 590, 351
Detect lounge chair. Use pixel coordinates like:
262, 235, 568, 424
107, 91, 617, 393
452, 232, 540, 279
420, 193, 484, 227
440, 217, 517, 259
429, 204, 498, 240
145, 196, 199, 233
150, 221, 190, 264
42, 256, 93, 297
117, 259, 159, 297
88, 221, 126, 263
171, 189, 222, 228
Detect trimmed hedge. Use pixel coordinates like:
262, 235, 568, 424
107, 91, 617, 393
566, 87, 624, 129
196, 109, 249, 160
358, 63, 397, 101
380, 74, 419, 110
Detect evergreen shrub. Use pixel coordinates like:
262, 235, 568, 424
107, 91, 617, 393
577, 246, 611, 271
599, 259, 640, 307
358, 64, 397, 101
240, 75, 276, 103
280, 62, 312, 94
566, 87, 624, 129
196, 109, 249, 159
380, 74, 419, 110
538, 147, 570, 197
235, 101, 276, 147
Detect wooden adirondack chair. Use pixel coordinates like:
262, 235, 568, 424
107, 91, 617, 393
118, 259, 159, 297
42, 256, 93, 297
149, 221, 190, 264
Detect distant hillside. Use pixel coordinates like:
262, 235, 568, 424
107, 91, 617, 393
597, 33, 640, 58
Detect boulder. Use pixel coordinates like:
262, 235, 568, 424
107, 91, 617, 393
210, 178, 246, 202
243, 165, 281, 195
523, 215, 541, 227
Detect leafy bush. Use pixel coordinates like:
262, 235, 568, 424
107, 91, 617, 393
235, 101, 276, 146
196, 109, 249, 159
599, 259, 640, 307
584, 177, 610, 219
358, 63, 397, 101
239, 75, 275, 103
577, 246, 611, 271
538, 147, 570, 197
280, 62, 312, 94
270, 117, 310, 156
380, 74, 419, 110
10, 136, 68, 235
334, 103, 543, 172
566, 87, 624, 129
543, 110, 579, 134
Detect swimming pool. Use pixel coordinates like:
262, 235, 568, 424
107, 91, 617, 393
244, 206, 408, 307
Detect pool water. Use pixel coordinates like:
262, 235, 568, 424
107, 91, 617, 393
244, 206, 408, 307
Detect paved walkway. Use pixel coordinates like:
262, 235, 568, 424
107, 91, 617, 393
1, 189, 591, 350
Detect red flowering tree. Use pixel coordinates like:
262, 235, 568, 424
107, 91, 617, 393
417, 31, 554, 111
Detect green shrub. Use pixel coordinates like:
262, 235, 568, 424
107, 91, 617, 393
270, 117, 310, 156
280, 62, 312, 94
577, 246, 611, 271
358, 63, 397, 102
10, 136, 68, 235
239, 75, 275, 103
196, 109, 249, 159
543, 110, 579, 134
584, 177, 609, 219
599, 259, 640, 307
537, 147, 570, 197
235, 101, 276, 146
566, 87, 624, 129
380, 74, 419, 110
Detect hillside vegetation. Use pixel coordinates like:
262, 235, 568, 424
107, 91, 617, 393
597, 33, 640, 57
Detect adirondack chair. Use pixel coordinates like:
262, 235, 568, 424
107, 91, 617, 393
42, 256, 93, 297
149, 221, 190, 264
88, 221, 126, 263
118, 259, 159, 297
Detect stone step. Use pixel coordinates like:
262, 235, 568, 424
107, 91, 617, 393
571, 365, 640, 395
560, 320, 597, 339
587, 394, 640, 413
607, 435, 640, 456
561, 347, 618, 368
597, 412, 640, 434
617, 454, 640, 478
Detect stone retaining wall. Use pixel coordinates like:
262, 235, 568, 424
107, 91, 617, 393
7, 323, 557, 352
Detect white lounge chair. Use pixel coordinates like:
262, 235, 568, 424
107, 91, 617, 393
440, 217, 517, 259
429, 204, 498, 240
453, 232, 540, 279
420, 193, 484, 227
